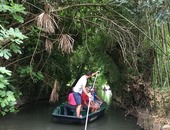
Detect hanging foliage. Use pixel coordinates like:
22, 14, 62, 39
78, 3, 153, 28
49, 80, 60, 103
58, 34, 74, 54
45, 38, 53, 54
36, 2, 60, 34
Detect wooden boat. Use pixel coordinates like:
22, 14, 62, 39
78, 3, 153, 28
52, 101, 107, 124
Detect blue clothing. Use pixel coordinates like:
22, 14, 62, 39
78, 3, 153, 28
73, 91, 81, 105
93, 92, 98, 100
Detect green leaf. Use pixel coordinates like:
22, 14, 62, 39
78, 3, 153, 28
1, 111, 6, 116
36, 72, 44, 80
8, 28, 15, 35
0, 90, 6, 97
14, 28, 27, 39
0, 36, 3, 41
3, 99, 8, 105
13, 39, 23, 44
0, 83, 5, 89
9, 101, 16, 106
0, 49, 12, 59
0, 29, 9, 39
6, 91, 13, 96
9, 107, 16, 113
1, 102, 5, 108
0, 5, 11, 12
8, 27, 27, 40
10, 43, 22, 54
10, 3, 26, 14
0, 67, 12, 76
7, 92, 16, 102
12, 13, 24, 23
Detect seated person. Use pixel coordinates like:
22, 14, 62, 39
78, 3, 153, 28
81, 87, 95, 113
64, 92, 77, 115
90, 88, 103, 111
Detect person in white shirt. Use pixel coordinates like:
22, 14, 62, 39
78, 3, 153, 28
73, 71, 98, 117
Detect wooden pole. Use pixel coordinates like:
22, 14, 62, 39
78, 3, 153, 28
84, 72, 99, 130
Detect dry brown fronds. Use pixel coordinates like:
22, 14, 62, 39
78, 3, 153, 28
45, 38, 54, 54
36, 3, 60, 33
37, 12, 55, 33
58, 34, 74, 54
49, 80, 60, 103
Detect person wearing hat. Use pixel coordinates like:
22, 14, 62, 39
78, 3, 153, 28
73, 71, 98, 117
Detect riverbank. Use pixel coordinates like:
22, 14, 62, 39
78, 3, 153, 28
113, 102, 170, 130
136, 109, 170, 130
112, 89, 170, 130
136, 89, 170, 130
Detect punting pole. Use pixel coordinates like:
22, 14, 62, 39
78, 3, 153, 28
84, 71, 99, 130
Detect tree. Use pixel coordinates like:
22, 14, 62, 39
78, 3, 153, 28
0, 0, 27, 115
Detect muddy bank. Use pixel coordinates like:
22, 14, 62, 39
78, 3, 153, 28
111, 74, 170, 130
136, 109, 170, 130
113, 100, 170, 130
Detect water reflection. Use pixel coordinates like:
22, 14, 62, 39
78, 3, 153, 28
0, 90, 142, 130
98, 89, 112, 105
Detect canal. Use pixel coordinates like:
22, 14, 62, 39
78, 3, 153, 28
0, 90, 142, 130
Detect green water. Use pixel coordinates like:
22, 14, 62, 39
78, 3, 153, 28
0, 90, 142, 130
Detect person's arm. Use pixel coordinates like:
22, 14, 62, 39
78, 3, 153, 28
95, 95, 103, 101
91, 71, 99, 76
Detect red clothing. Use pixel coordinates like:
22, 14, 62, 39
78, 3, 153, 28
81, 92, 89, 106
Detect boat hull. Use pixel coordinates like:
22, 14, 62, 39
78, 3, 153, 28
52, 102, 107, 124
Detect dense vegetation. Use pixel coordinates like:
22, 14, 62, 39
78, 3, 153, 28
0, 0, 170, 118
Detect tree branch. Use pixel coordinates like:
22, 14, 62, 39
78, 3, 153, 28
54, 3, 107, 12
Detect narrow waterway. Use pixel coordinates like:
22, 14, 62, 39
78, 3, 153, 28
0, 90, 142, 130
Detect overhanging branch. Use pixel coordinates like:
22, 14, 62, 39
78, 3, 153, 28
54, 3, 107, 12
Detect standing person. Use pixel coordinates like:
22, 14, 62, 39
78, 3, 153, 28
73, 71, 98, 117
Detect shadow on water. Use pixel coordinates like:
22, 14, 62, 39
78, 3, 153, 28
0, 90, 142, 130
